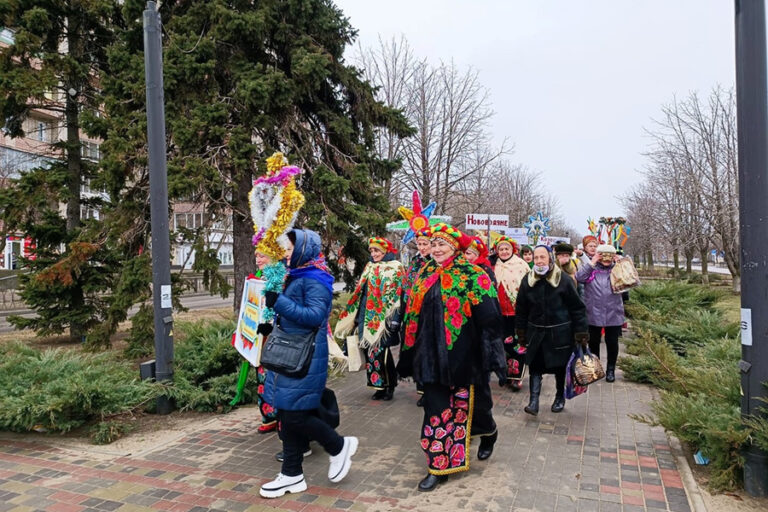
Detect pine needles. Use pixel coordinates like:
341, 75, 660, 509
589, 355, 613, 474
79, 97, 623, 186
619, 281, 766, 491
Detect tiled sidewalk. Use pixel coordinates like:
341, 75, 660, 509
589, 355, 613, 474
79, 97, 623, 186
0, 364, 695, 512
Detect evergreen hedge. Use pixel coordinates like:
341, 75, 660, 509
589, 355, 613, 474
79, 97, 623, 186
619, 281, 768, 490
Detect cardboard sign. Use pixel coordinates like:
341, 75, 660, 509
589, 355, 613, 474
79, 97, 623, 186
234, 278, 267, 366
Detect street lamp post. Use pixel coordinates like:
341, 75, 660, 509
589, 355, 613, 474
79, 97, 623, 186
735, 0, 768, 496
143, 0, 174, 414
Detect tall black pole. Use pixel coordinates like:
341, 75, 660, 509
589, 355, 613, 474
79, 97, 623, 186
143, 0, 174, 414
735, 0, 768, 496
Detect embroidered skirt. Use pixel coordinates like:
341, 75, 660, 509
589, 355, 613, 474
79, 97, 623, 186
256, 365, 277, 424
420, 384, 474, 475
366, 345, 397, 389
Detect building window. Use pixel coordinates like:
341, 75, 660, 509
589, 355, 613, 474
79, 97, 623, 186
23, 116, 55, 143
0, 28, 14, 45
81, 141, 100, 161
174, 212, 204, 231
80, 205, 99, 220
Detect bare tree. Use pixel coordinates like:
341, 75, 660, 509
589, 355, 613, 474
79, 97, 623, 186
628, 87, 738, 290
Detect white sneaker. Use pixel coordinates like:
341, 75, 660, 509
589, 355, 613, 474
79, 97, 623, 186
328, 436, 358, 483
259, 473, 307, 498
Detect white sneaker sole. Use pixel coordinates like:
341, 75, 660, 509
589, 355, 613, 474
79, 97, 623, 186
259, 478, 307, 498
329, 437, 358, 483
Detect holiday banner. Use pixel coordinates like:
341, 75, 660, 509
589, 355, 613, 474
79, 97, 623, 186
234, 277, 267, 366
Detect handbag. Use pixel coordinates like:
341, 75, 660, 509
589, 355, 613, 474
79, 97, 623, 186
571, 344, 605, 386
317, 388, 340, 428
260, 325, 317, 378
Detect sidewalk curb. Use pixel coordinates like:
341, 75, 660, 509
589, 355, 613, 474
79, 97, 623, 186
668, 432, 709, 512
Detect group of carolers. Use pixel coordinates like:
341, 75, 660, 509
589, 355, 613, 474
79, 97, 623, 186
255, 223, 626, 493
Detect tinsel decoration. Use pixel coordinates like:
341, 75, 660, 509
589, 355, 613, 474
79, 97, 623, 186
261, 261, 287, 322
249, 152, 306, 261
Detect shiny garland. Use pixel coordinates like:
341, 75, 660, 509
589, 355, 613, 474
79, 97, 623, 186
261, 261, 287, 322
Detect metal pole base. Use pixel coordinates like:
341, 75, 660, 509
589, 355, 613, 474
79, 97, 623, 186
744, 446, 768, 496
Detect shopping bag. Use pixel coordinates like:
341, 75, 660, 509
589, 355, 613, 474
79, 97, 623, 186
346, 335, 365, 372
610, 258, 641, 293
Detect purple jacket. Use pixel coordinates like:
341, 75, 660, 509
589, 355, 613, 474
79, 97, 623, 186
575, 260, 625, 327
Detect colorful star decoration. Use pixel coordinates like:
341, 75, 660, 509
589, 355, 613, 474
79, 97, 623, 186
524, 211, 551, 245
397, 190, 437, 244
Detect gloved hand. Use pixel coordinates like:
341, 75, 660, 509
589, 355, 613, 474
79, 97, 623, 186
574, 332, 589, 348
264, 291, 279, 309
515, 329, 527, 347
495, 369, 508, 387
257, 323, 273, 337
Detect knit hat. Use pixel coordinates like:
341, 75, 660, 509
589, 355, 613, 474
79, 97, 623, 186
493, 236, 519, 254
582, 235, 598, 247
468, 236, 489, 258
431, 223, 471, 251
369, 237, 397, 254
520, 244, 533, 255
553, 242, 574, 255
415, 227, 432, 239
596, 244, 616, 254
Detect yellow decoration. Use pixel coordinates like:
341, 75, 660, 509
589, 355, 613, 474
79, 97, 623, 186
266, 152, 288, 174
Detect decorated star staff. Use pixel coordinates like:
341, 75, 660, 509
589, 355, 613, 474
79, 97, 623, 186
596, 216, 630, 250
523, 211, 551, 246
231, 152, 305, 406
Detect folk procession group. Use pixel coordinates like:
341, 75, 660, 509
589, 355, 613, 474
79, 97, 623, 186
243, 154, 630, 499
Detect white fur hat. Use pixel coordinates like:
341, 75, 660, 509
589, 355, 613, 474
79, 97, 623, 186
597, 244, 617, 254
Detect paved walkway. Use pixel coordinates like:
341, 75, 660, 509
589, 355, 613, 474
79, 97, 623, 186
0, 361, 695, 512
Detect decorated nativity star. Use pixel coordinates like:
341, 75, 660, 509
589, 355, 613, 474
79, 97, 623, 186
397, 190, 437, 244
524, 211, 551, 245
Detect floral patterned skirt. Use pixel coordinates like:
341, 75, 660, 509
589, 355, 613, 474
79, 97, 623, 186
420, 384, 474, 475
366, 345, 397, 389
256, 365, 277, 424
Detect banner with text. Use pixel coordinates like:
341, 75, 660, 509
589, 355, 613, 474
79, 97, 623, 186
465, 213, 509, 230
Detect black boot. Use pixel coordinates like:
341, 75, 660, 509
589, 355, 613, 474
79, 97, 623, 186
381, 387, 394, 401
418, 473, 448, 492
606, 366, 616, 383
551, 394, 565, 413
371, 389, 386, 400
477, 431, 498, 460
524, 374, 542, 416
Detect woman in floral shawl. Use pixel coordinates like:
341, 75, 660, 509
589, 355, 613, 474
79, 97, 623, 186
493, 236, 530, 391
335, 237, 406, 400
403, 228, 432, 406
398, 224, 506, 492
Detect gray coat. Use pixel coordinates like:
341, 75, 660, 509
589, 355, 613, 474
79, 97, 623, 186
575, 260, 625, 327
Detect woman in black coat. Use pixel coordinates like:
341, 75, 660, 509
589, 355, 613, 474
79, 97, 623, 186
515, 245, 588, 415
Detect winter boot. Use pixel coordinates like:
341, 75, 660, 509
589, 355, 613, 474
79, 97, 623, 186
524, 374, 542, 416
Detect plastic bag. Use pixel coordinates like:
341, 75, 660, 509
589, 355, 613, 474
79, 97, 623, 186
610, 258, 640, 293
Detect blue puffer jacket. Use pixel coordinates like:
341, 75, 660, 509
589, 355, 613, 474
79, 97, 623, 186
263, 230, 333, 411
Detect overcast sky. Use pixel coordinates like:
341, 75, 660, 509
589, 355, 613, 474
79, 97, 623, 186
333, 0, 736, 232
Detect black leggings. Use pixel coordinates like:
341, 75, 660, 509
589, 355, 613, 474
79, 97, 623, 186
588, 325, 621, 369
279, 409, 344, 477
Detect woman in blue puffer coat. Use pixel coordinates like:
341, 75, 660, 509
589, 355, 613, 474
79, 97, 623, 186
260, 229, 358, 499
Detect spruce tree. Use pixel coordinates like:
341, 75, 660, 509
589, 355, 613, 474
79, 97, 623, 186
106, 0, 411, 308
0, 1, 122, 342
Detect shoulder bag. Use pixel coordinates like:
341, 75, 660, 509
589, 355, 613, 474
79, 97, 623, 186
260, 325, 318, 378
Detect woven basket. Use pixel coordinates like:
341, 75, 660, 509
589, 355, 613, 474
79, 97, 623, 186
572, 346, 605, 386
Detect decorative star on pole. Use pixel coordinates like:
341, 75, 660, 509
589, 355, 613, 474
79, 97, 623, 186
397, 190, 437, 244
524, 211, 551, 245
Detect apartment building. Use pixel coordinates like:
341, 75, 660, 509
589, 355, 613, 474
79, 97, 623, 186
1, 26, 234, 271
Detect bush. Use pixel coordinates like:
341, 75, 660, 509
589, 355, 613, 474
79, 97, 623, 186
0, 319, 260, 443
168, 319, 260, 413
619, 281, 767, 491
0, 342, 160, 436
